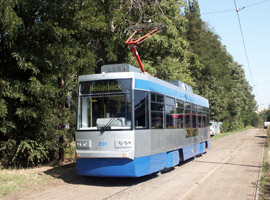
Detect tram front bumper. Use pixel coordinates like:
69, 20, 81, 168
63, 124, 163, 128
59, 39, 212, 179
76, 150, 134, 160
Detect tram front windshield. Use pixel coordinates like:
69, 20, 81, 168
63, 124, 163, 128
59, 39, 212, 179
78, 79, 132, 130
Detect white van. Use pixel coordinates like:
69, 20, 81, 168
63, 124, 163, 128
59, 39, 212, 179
210, 121, 222, 136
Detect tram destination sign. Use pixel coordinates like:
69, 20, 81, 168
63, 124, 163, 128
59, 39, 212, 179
80, 79, 131, 95
91, 82, 121, 93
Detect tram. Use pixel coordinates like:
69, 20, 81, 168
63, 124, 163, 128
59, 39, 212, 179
75, 63, 210, 177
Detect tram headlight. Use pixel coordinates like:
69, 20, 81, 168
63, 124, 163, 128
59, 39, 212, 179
115, 139, 132, 148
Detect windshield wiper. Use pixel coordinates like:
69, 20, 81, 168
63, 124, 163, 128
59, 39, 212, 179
99, 114, 120, 134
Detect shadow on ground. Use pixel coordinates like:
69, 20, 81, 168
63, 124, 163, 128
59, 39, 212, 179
255, 135, 267, 139
43, 157, 197, 187
43, 162, 159, 187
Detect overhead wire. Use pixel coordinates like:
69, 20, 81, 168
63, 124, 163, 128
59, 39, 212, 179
201, 0, 262, 102
201, 9, 235, 15
245, 0, 270, 8
233, 0, 259, 99
201, 0, 270, 15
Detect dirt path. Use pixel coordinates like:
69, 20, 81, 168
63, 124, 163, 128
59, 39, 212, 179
2, 128, 265, 200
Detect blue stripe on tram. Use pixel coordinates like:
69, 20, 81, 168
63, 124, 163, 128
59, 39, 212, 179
76, 143, 208, 177
76, 153, 167, 177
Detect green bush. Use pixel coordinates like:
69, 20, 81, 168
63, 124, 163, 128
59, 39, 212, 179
0, 140, 49, 168
220, 120, 244, 133
14, 140, 49, 167
0, 140, 17, 167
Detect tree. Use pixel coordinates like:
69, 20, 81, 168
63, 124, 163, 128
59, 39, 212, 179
0, 0, 96, 167
259, 107, 270, 122
185, 0, 257, 131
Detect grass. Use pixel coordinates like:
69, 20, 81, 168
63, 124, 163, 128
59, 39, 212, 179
259, 128, 270, 200
0, 166, 54, 197
210, 126, 253, 140
0, 142, 76, 198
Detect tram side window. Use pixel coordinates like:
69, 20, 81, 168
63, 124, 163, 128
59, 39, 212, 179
207, 111, 210, 126
202, 113, 207, 127
134, 90, 149, 129
192, 110, 198, 136
198, 113, 203, 128
175, 100, 184, 128
151, 93, 164, 129
185, 102, 191, 109
202, 107, 209, 126
185, 108, 191, 137
201, 107, 209, 127
197, 106, 203, 128
165, 97, 175, 129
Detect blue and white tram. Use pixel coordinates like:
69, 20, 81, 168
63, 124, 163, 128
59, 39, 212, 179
76, 64, 210, 177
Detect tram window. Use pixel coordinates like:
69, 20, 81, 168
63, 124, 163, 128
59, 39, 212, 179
151, 93, 164, 103
165, 96, 174, 105
185, 109, 191, 137
78, 79, 132, 130
166, 105, 175, 128
192, 104, 197, 111
192, 111, 198, 136
175, 100, 184, 128
134, 90, 149, 129
192, 111, 197, 128
197, 105, 203, 112
185, 102, 191, 109
198, 113, 203, 128
79, 95, 131, 129
151, 102, 163, 111
157, 95, 164, 103
165, 97, 175, 129
151, 93, 156, 102
176, 100, 184, 108
151, 93, 164, 129
151, 112, 164, 129
202, 114, 207, 127
80, 97, 90, 128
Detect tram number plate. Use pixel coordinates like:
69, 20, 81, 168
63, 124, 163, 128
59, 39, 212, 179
99, 142, 107, 147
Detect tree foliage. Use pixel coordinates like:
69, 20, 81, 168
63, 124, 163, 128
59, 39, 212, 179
185, 0, 257, 131
0, 0, 95, 167
259, 106, 270, 122
0, 0, 258, 167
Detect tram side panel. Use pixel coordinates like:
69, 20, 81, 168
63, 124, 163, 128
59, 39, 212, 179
134, 127, 209, 163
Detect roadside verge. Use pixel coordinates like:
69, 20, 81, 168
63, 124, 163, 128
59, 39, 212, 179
259, 128, 270, 199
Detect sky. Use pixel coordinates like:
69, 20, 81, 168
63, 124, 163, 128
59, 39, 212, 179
198, 0, 270, 110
